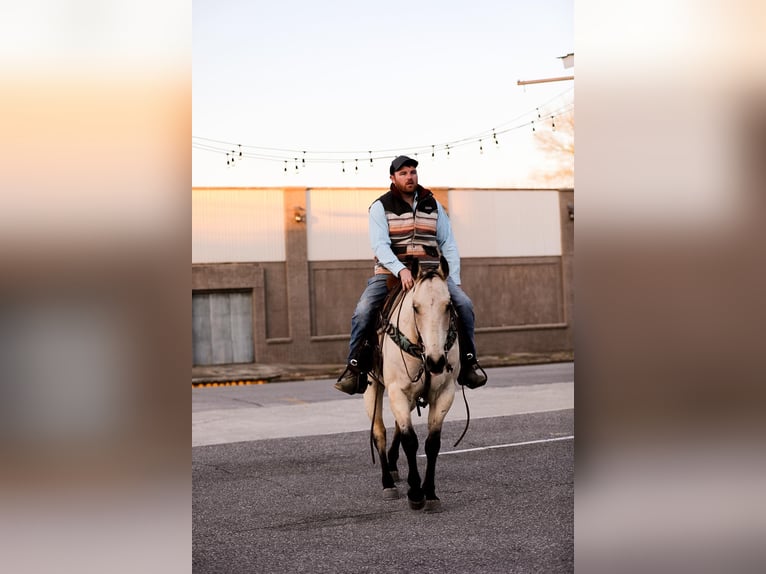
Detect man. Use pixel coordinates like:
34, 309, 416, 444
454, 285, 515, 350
335, 155, 487, 394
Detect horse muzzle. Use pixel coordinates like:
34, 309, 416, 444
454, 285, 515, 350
425, 354, 446, 375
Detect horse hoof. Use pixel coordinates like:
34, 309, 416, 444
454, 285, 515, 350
383, 488, 399, 500
424, 499, 442, 513
389, 471, 399, 482
408, 497, 426, 510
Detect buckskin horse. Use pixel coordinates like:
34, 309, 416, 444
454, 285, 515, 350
364, 256, 460, 511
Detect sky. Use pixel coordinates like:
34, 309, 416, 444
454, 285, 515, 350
193, 0, 574, 188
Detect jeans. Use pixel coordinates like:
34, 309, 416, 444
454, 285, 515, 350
447, 278, 477, 357
347, 275, 478, 362
348, 275, 389, 362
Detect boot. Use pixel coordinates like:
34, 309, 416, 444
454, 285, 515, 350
334, 359, 369, 395
334, 339, 373, 395
458, 353, 487, 389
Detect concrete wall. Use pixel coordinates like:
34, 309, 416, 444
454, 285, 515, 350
192, 187, 573, 365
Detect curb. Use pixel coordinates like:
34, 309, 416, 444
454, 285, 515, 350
191, 352, 573, 386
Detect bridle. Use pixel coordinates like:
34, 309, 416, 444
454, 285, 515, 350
385, 278, 458, 383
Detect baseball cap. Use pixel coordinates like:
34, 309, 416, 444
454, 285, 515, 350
389, 155, 418, 175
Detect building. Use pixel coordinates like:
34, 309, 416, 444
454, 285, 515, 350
192, 187, 573, 365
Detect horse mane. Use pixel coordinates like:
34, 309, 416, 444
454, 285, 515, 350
413, 255, 449, 282
418, 268, 443, 282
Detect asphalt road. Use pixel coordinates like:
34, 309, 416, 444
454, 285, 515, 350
193, 363, 574, 573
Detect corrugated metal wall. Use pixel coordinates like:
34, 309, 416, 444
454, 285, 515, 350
306, 188, 382, 261
192, 188, 286, 263
449, 190, 562, 257
193, 188, 562, 262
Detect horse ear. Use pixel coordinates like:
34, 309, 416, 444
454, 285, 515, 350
440, 255, 450, 279
410, 258, 420, 279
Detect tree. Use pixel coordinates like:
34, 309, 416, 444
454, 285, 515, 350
531, 107, 574, 188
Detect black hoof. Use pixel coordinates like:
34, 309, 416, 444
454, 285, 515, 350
408, 497, 426, 510
383, 488, 399, 500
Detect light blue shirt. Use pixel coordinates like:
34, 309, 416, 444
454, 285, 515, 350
369, 191, 462, 285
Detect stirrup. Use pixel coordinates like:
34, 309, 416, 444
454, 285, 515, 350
459, 353, 487, 389
335, 360, 369, 394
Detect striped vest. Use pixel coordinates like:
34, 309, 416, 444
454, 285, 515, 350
373, 186, 441, 275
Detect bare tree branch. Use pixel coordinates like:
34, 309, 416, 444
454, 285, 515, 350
531, 107, 574, 187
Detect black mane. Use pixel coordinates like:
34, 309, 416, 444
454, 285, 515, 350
419, 268, 442, 281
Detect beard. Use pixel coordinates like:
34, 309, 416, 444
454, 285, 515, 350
396, 181, 417, 194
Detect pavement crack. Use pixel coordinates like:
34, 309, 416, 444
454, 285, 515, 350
203, 463, 234, 475
233, 509, 401, 534
229, 397, 264, 407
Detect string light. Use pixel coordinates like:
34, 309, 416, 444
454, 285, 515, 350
193, 88, 574, 172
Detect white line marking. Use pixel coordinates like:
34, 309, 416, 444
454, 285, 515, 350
418, 435, 574, 457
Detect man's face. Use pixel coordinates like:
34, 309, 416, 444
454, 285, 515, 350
390, 165, 418, 194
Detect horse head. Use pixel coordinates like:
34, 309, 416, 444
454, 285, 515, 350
410, 256, 453, 375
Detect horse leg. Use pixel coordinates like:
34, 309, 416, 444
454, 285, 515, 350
422, 430, 442, 512
400, 426, 425, 509
388, 386, 424, 510
364, 382, 398, 499
422, 383, 456, 512
386, 422, 402, 482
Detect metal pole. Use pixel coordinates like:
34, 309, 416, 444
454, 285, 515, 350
517, 75, 574, 86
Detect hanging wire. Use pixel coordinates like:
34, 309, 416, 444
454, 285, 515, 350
192, 90, 574, 171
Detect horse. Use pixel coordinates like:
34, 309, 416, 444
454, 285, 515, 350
364, 256, 460, 511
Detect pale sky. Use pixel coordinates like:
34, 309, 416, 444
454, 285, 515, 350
193, 0, 573, 188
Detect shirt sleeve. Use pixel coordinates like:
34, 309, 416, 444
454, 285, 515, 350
436, 201, 461, 285
369, 200, 406, 277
